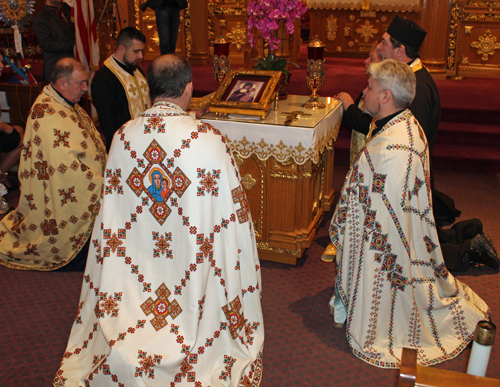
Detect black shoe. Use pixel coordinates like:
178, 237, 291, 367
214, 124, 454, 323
468, 236, 500, 269
472, 233, 498, 258
478, 232, 498, 257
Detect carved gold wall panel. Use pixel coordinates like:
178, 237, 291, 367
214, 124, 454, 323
448, 1, 500, 78
308, 7, 420, 56
209, 0, 248, 65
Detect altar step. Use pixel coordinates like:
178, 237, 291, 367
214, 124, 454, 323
334, 116, 500, 173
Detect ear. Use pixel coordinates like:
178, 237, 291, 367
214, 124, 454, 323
57, 77, 67, 91
396, 45, 405, 58
380, 89, 392, 105
116, 44, 126, 55
184, 81, 193, 97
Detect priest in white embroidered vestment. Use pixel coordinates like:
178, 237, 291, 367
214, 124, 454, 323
54, 55, 264, 386
329, 60, 489, 368
0, 58, 106, 271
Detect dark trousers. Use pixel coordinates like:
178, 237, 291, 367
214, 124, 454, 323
155, 6, 181, 55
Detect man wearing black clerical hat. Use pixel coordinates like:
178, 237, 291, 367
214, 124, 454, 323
337, 16, 441, 155
377, 16, 441, 155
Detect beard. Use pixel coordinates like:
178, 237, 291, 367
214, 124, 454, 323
363, 101, 381, 118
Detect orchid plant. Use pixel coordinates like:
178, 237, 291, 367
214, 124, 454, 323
247, 0, 308, 73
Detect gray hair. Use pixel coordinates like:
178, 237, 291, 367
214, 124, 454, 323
50, 57, 86, 85
367, 59, 416, 109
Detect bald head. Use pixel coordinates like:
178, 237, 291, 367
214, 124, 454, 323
147, 54, 192, 104
51, 58, 89, 103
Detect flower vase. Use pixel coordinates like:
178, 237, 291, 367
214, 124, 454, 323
278, 72, 292, 100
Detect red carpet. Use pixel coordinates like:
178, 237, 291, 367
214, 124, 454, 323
1, 165, 500, 386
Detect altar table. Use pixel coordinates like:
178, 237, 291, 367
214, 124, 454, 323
202, 95, 342, 264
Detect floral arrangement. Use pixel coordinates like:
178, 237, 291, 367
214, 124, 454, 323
247, 0, 308, 72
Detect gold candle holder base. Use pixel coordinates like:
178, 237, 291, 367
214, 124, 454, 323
303, 94, 325, 109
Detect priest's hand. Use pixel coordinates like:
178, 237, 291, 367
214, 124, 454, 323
335, 92, 354, 111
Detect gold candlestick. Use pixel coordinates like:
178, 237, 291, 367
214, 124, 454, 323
303, 37, 326, 109
213, 36, 231, 83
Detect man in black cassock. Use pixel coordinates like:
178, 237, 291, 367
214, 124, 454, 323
33, 0, 75, 82
332, 16, 498, 271
91, 27, 151, 151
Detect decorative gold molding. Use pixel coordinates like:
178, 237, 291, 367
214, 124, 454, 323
241, 174, 257, 190
448, 0, 461, 70
465, 25, 474, 34
273, 158, 296, 169
134, 0, 141, 30
471, 30, 500, 61
327, 15, 338, 41
256, 242, 302, 257
226, 22, 246, 51
213, 5, 247, 15
356, 20, 378, 43
270, 171, 299, 180
234, 153, 244, 168
306, 0, 421, 12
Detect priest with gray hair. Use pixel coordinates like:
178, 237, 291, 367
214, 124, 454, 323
327, 59, 489, 368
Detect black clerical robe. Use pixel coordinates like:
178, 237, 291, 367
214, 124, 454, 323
33, 4, 75, 81
91, 59, 147, 151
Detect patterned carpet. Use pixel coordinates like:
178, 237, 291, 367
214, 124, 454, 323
1, 164, 499, 386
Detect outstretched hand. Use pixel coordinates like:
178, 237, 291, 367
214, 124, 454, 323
335, 92, 355, 110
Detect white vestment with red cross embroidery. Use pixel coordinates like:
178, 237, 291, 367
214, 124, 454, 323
54, 101, 264, 386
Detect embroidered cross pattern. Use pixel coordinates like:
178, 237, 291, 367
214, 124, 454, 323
231, 186, 249, 224
144, 117, 165, 133
58, 187, 77, 206
40, 219, 59, 236
95, 292, 122, 318
153, 231, 172, 258
135, 350, 162, 379
141, 283, 182, 331
196, 233, 214, 263
103, 229, 126, 257
34, 160, 49, 180
372, 172, 387, 194
53, 129, 70, 148
105, 169, 124, 195
197, 168, 221, 196
222, 296, 245, 339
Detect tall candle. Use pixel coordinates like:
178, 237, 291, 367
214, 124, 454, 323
467, 320, 496, 377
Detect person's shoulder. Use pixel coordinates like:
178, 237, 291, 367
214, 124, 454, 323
415, 65, 437, 86
33, 6, 49, 21
93, 65, 117, 83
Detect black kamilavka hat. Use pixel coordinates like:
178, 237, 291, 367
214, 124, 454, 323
386, 16, 427, 51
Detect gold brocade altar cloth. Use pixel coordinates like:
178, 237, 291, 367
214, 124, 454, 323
203, 95, 343, 264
